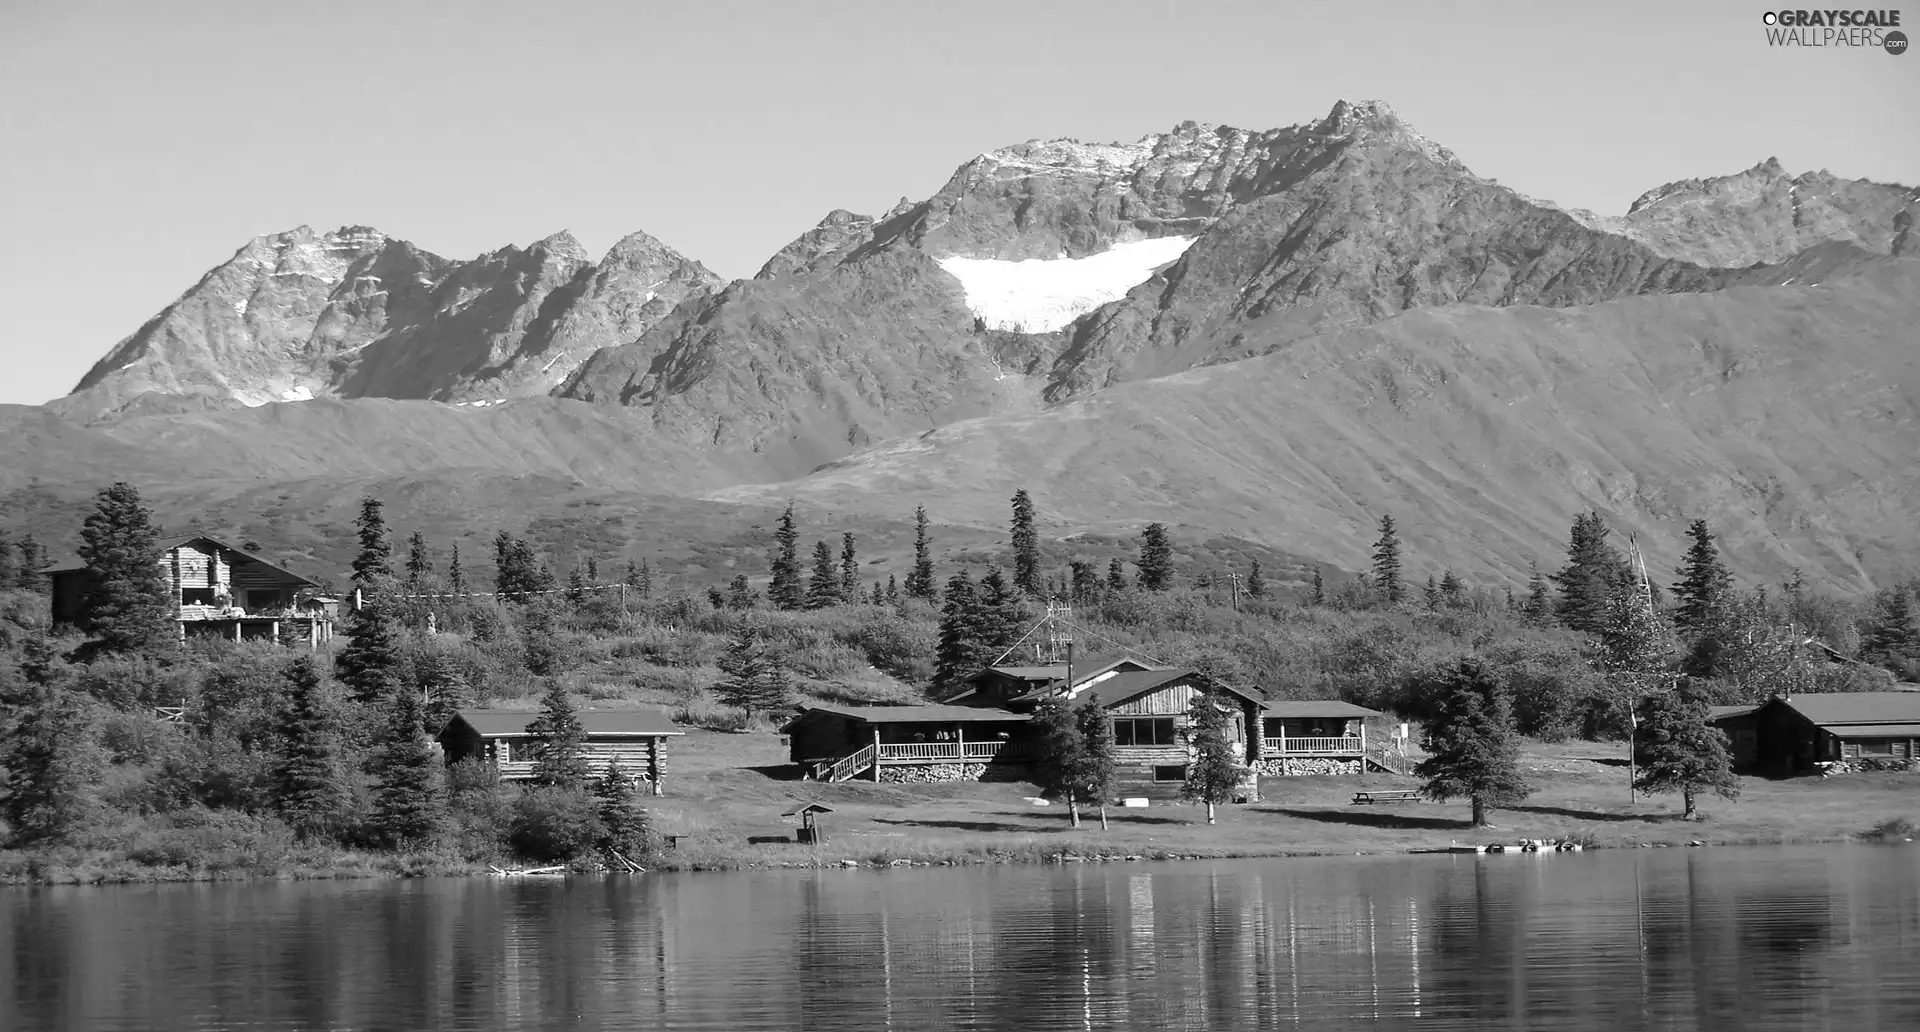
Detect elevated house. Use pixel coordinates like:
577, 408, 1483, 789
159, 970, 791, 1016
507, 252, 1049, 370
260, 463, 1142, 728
1709, 693, 1920, 775
436, 708, 684, 793
44, 535, 334, 645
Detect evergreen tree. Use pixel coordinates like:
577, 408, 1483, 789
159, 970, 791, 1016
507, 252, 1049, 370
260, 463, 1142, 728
365, 687, 446, 849
905, 505, 936, 601
623, 557, 653, 599
521, 597, 563, 676
494, 534, 555, 599
447, 542, 466, 596
1030, 695, 1087, 827
1633, 682, 1739, 820
885, 574, 899, 603
706, 585, 727, 610
585, 555, 599, 583
1246, 560, 1266, 600
1073, 695, 1118, 831
0, 638, 98, 846
273, 655, 350, 841
1371, 514, 1404, 605
1671, 519, 1734, 644
336, 599, 404, 704
1439, 569, 1465, 607
1069, 560, 1099, 605
768, 506, 803, 610
1137, 523, 1173, 592
868, 580, 884, 605
595, 760, 654, 862
0, 531, 16, 589
75, 481, 174, 656
1552, 511, 1629, 633
933, 571, 986, 697
712, 626, 790, 725
1181, 685, 1246, 825
1414, 658, 1530, 826
1505, 585, 1518, 615
404, 531, 430, 589
15, 535, 45, 591
1522, 561, 1553, 627
1860, 588, 1920, 669
526, 683, 590, 789
1010, 489, 1040, 595
1106, 558, 1127, 594
806, 540, 840, 609
1311, 567, 1325, 606
839, 532, 860, 602
1423, 574, 1441, 611
977, 568, 1024, 661
566, 564, 589, 606
726, 574, 759, 611
351, 497, 393, 588
417, 652, 471, 734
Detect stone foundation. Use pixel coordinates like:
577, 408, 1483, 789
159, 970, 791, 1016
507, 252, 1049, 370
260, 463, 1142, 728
879, 762, 1032, 783
1251, 757, 1364, 777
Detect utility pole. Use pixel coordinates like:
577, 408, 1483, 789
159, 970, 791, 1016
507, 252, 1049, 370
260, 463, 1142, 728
1226, 572, 1242, 612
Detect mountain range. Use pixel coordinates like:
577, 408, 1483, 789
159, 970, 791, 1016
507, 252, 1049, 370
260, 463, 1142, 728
11, 100, 1919, 595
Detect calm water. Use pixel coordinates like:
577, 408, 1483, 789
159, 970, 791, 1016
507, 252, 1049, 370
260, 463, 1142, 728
5, 845, 1920, 1031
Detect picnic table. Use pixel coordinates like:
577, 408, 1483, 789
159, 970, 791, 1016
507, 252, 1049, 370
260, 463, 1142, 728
1351, 790, 1423, 805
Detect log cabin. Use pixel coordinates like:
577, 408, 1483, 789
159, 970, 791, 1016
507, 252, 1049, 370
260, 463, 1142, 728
1708, 693, 1920, 775
782, 704, 1034, 782
436, 708, 684, 794
44, 535, 334, 646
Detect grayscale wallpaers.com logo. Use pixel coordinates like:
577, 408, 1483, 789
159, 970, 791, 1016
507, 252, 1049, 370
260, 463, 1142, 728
1762, 9, 1907, 52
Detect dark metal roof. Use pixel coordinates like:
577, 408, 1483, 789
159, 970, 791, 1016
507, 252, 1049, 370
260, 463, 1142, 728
797, 704, 1030, 725
447, 707, 684, 738
1261, 700, 1385, 719
781, 803, 835, 816
1782, 692, 1920, 727
1708, 704, 1763, 721
1824, 724, 1920, 738
41, 534, 316, 587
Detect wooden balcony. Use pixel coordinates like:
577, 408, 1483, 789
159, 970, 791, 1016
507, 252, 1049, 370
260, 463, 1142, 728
1262, 736, 1364, 756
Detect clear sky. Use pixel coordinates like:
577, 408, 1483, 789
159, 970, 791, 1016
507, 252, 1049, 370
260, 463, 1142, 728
1, 0, 1914, 406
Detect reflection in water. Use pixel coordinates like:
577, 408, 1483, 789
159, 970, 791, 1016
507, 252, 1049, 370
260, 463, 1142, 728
3, 845, 1920, 1031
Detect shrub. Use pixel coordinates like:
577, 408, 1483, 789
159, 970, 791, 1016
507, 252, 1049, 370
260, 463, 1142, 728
1862, 817, 1917, 842
507, 787, 607, 862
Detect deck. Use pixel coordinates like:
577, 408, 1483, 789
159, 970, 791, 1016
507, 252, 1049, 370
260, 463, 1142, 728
1261, 736, 1365, 756
810, 740, 1036, 781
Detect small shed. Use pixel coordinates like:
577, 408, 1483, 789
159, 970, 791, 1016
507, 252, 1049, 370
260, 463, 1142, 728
436, 707, 685, 794
781, 803, 835, 844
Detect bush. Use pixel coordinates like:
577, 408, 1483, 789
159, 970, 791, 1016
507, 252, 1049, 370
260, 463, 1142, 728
843, 612, 935, 683
1862, 816, 1917, 842
507, 787, 607, 862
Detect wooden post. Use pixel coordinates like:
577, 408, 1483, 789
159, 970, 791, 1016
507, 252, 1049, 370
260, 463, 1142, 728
872, 726, 881, 782
649, 738, 663, 797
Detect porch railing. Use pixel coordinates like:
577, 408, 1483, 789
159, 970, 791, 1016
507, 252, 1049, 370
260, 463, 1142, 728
818, 744, 878, 782
1262, 736, 1365, 755
876, 740, 1031, 761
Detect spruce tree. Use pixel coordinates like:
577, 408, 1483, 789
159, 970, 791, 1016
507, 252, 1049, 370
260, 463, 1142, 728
1371, 514, 1404, 605
1671, 518, 1734, 644
1010, 489, 1040, 595
366, 687, 446, 849
725, 574, 759, 611
839, 532, 860, 603
526, 683, 590, 789
806, 540, 840, 609
0, 638, 98, 846
75, 481, 174, 657
1246, 560, 1266, 600
713, 626, 791, 725
885, 574, 899, 603
566, 564, 589, 606
1552, 511, 1628, 633
336, 599, 404, 704
933, 571, 986, 697
521, 597, 563, 676
1073, 695, 1118, 830
1137, 523, 1173, 592
868, 580, 884, 605
1181, 685, 1246, 825
14, 535, 46, 591
977, 568, 1024, 661
1423, 574, 1441, 611
447, 542, 466, 596
404, 531, 430, 589
418, 652, 471, 735
595, 760, 653, 862
0, 532, 17, 589
764, 506, 802, 610
351, 497, 393, 588
1311, 567, 1325, 606
273, 655, 350, 841
1414, 658, 1530, 827
1106, 558, 1127, 594
1439, 569, 1465, 608
905, 505, 935, 601
623, 557, 653, 599
1031, 695, 1087, 827
585, 555, 598, 583
1069, 560, 1099, 604
1860, 588, 1920, 669
1522, 561, 1553, 627
1633, 682, 1739, 820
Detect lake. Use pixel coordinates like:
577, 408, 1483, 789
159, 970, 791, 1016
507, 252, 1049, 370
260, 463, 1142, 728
5, 845, 1919, 1031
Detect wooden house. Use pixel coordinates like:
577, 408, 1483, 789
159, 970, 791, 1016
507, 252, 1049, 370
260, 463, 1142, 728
1708, 693, 1920, 775
436, 708, 684, 793
1256, 700, 1385, 775
782, 704, 1033, 782
1049, 668, 1270, 798
44, 535, 333, 645
947, 653, 1165, 709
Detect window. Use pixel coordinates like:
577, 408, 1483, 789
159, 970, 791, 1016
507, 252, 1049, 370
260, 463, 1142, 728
1153, 765, 1187, 783
1858, 739, 1894, 756
1113, 718, 1177, 747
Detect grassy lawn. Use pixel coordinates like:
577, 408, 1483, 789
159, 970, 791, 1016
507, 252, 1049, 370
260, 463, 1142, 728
647, 731, 1920, 869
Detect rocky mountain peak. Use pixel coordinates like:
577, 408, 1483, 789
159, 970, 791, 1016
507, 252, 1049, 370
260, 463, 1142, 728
1315, 98, 1457, 166
530, 230, 590, 264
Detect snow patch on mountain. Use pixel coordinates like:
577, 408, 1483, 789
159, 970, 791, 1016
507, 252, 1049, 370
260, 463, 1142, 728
280, 386, 314, 402
936, 236, 1197, 333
